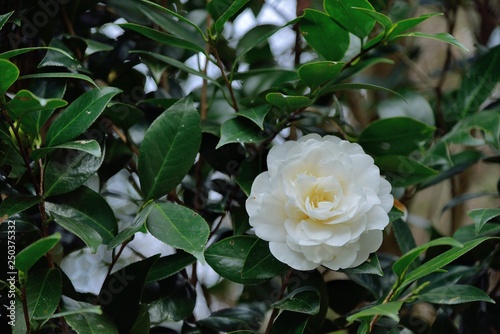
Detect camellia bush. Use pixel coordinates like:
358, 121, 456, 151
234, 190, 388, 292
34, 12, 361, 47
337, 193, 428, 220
1, 0, 499, 333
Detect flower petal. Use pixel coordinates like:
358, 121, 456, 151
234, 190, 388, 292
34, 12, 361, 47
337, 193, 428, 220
269, 242, 317, 271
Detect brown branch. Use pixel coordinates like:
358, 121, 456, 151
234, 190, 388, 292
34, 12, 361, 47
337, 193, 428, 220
264, 269, 293, 334
212, 47, 239, 111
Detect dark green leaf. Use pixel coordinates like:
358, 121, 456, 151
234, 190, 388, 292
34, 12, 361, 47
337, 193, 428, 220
241, 238, 288, 279
120, 23, 205, 53
107, 202, 154, 250
63, 298, 118, 334
375, 155, 438, 187
392, 219, 417, 256
0, 194, 40, 218
0, 11, 14, 31
146, 252, 196, 282
388, 13, 442, 37
324, 0, 376, 38
300, 9, 350, 61
46, 186, 117, 246
31, 140, 101, 161
217, 117, 264, 149
353, 7, 392, 30
341, 253, 383, 276
138, 97, 201, 200
359, 117, 435, 156
468, 208, 500, 235
129, 304, 150, 334
205, 235, 267, 284
346, 301, 403, 322
319, 82, 403, 100
298, 61, 345, 89
266, 93, 312, 110
16, 234, 61, 273
199, 307, 263, 332
272, 287, 320, 315
44, 149, 104, 197
418, 284, 494, 305
19, 72, 98, 88
99, 256, 159, 334
208, 0, 250, 36
6, 89, 67, 120
26, 269, 62, 323
0, 47, 74, 60
45, 87, 121, 146
102, 102, 144, 130
38, 39, 85, 71
443, 110, 500, 149
51, 212, 103, 253
0, 59, 19, 96
237, 106, 271, 130
146, 202, 209, 262
269, 310, 308, 334
390, 32, 468, 51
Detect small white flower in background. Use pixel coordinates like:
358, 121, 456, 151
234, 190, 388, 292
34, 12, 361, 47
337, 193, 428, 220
246, 134, 393, 271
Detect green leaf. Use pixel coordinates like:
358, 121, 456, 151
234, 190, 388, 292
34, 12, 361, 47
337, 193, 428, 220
390, 32, 468, 51
0, 11, 14, 31
6, 89, 67, 121
38, 39, 85, 71
272, 287, 320, 315
107, 202, 154, 250
388, 13, 442, 37
26, 269, 62, 324
146, 202, 209, 263
45, 87, 121, 146
443, 110, 500, 149
0, 59, 19, 96
138, 97, 201, 200
318, 82, 404, 100
298, 61, 345, 89
468, 208, 500, 235
0, 47, 74, 61
19, 72, 98, 88
392, 237, 462, 279
324, 0, 376, 38
129, 304, 150, 334
418, 284, 494, 305
146, 251, 196, 283
120, 23, 205, 53
359, 117, 435, 156
266, 93, 312, 110
16, 234, 61, 273
375, 155, 438, 187
99, 256, 159, 334
44, 148, 104, 197
199, 307, 263, 332
206, 235, 270, 284
208, 0, 250, 36
102, 102, 144, 130
237, 105, 271, 130
269, 310, 308, 334
399, 237, 493, 292
46, 186, 117, 247
31, 140, 101, 161
346, 301, 403, 322
63, 297, 118, 334
217, 117, 263, 149
352, 7, 392, 30
241, 238, 289, 280
341, 253, 383, 276
392, 219, 417, 256
0, 195, 40, 218
300, 9, 350, 61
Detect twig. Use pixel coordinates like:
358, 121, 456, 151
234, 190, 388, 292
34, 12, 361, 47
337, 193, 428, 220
212, 47, 239, 111
264, 269, 293, 334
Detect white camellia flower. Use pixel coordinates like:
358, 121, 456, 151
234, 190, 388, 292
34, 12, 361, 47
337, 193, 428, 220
246, 134, 393, 271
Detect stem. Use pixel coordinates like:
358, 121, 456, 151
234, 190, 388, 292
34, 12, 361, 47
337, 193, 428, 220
200, 15, 212, 120
368, 285, 397, 332
264, 269, 293, 334
105, 240, 130, 278
212, 47, 239, 111
22, 286, 31, 334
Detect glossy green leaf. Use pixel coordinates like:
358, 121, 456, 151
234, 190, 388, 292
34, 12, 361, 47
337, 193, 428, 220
38, 39, 84, 71
205, 235, 267, 284
0, 47, 74, 60
269, 310, 308, 334
45, 87, 121, 146
272, 287, 320, 315
318, 82, 403, 100
390, 32, 468, 51
19, 72, 98, 88
63, 298, 118, 334
102, 102, 144, 130
237, 105, 271, 130
146, 202, 209, 263
418, 284, 494, 305
199, 307, 263, 332
120, 23, 205, 53
0, 11, 13, 31
392, 219, 417, 256
138, 97, 201, 200
26, 269, 62, 323
266, 93, 312, 110
468, 208, 500, 235
341, 253, 383, 276
6, 89, 67, 120
46, 186, 117, 246
0, 194, 40, 218
44, 149, 104, 197
217, 117, 263, 149
443, 110, 500, 149
298, 61, 345, 89
346, 301, 403, 322
352, 7, 392, 29
324, 0, 376, 38
208, 0, 250, 36
146, 251, 196, 282
99, 256, 159, 334
241, 238, 289, 280
16, 234, 61, 273
375, 155, 438, 187
301, 9, 350, 61
107, 203, 154, 250
0, 59, 19, 96
399, 237, 493, 292
389, 13, 442, 37
392, 237, 462, 279
359, 117, 435, 156
31, 140, 101, 161
129, 304, 150, 334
